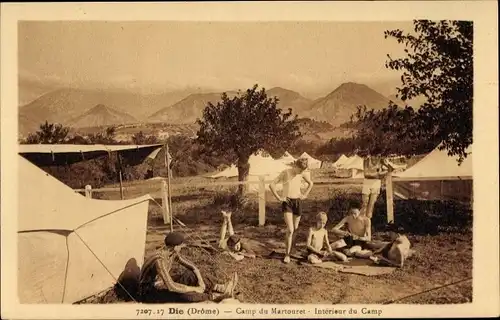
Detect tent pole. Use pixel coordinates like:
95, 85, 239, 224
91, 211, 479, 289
385, 168, 395, 224
165, 144, 173, 232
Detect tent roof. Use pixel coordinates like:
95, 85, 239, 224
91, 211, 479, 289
396, 145, 472, 180
18, 144, 163, 166
333, 154, 349, 166
340, 155, 364, 170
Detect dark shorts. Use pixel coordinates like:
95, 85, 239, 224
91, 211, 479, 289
282, 198, 302, 216
343, 235, 369, 249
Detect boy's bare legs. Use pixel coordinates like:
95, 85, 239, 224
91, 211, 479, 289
226, 212, 235, 237
283, 211, 295, 263
219, 211, 230, 248
290, 214, 301, 255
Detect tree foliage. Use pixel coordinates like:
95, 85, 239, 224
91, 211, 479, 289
131, 131, 160, 145
23, 121, 70, 144
196, 84, 301, 194
350, 104, 439, 157
384, 20, 473, 162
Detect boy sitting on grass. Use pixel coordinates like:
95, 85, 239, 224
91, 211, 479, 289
218, 210, 256, 261
306, 212, 349, 264
331, 200, 374, 259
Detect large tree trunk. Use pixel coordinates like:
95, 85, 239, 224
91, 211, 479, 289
237, 155, 250, 196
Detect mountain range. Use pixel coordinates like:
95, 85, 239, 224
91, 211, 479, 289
18, 81, 412, 137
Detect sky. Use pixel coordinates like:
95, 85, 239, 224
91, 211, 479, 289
18, 21, 414, 98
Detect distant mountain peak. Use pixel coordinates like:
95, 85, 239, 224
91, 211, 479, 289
67, 104, 137, 128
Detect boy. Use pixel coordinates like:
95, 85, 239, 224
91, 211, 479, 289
331, 201, 374, 259
219, 210, 256, 260
362, 156, 406, 219
370, 233, 414, 268
306, 212, 348, 264
269, 157, 314, 264
139, 232, 238, 303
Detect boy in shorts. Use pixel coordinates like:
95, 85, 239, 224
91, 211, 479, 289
270, 157, 314, 264
306, 212, 349, 263
331, 201, 374, 259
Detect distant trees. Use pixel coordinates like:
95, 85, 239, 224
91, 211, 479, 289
197, 84, 301, 194
23, 121, 70, 144
384, 20, 473, 163
131, 131, 160, 145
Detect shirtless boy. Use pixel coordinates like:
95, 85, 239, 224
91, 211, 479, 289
331, 201, 374, 259
218, 210, 256, 261
370, 233, 414, 268
270, 157, 314, 264
306, 212, 348, 263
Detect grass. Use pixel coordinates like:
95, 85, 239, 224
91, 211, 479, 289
82, 177, 473, 305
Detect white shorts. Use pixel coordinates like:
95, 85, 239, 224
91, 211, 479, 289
362, 179, 381, 195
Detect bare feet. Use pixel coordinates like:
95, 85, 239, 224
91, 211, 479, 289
223, 272, 238, 297
283, 255, 291, 264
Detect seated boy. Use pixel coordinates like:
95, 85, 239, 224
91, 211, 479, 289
331, 201, 374, 259
306, 212, 349, 264
370, 233, 414, 268
139, 232, 238, 303
218, 210, 256, 261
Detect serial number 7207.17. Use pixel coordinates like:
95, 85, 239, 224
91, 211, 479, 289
136, 309, 165, 316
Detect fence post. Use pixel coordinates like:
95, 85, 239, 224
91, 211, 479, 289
85, 185, 92, 199
385, 170, 395, 224
161, 180, 171, 225
258, 176, 266, 226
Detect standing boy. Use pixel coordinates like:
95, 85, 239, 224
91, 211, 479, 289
269, 157, 314, 264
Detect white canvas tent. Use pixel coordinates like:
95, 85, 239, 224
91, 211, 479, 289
18, 156, 152, 303
208, 151, 294, 192
278, 151, 296, 165
393, 145, 473, 202
333, 154, 349, 168
299, 152, 322, 169
340, 155, 364, 171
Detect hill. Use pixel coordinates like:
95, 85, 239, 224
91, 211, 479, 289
148, 87, 312, 124
18, 87, 199, 127
301, 82, 398, 126
266, 87, 312, 114
67, 104, 138, 128
148, 92, 239, 124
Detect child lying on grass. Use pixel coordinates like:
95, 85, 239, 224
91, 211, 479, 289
370, 233, 414, 268
218, 210, 256, 261
306, 212, 350, 264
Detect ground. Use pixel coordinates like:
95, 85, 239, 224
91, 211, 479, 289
82, 176, 472, 305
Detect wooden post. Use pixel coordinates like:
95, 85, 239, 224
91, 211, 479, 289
118, 154, 124, 200
385, 169, 394, 224
84, 185, 92, 199
161, 180, 171, 225
258, 175, 266, 226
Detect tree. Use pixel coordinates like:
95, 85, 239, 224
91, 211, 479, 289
131, 131, 160, 145
23, 121, 70, 144
385, 20, 473, 163
196, 84, 301, 194
87, 126, 120, 144
351, 104, 438, 157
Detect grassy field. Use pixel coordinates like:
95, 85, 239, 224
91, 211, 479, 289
83, 175, 473, 305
